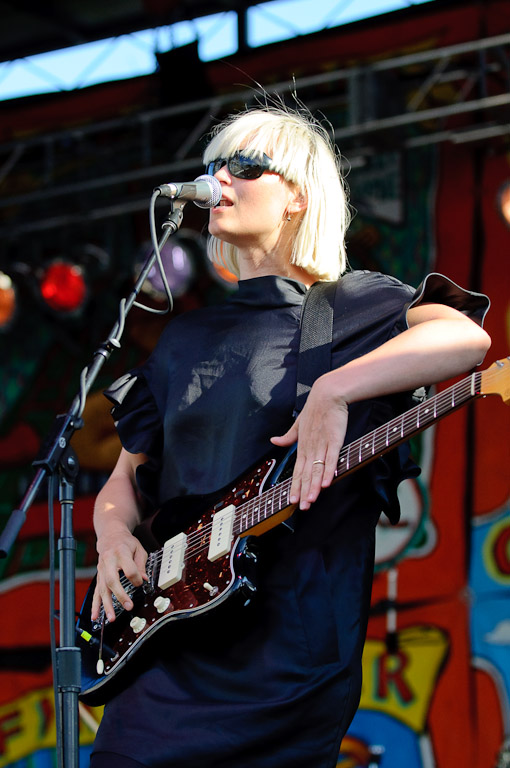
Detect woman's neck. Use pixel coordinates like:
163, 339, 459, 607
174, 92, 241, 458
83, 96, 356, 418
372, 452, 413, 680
237, 249, 316, 288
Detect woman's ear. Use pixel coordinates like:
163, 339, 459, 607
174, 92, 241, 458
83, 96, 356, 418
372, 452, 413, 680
288, 188, 308, 215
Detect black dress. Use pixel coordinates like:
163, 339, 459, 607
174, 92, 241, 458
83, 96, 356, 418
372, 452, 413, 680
91, 271, 488, 768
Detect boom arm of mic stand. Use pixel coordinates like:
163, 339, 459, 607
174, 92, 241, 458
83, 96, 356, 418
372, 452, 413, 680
0, 202, 184, 557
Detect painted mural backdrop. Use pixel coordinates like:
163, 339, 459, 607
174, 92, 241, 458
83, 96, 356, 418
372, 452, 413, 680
339, 145, 510, 767
1, 5, 510, 768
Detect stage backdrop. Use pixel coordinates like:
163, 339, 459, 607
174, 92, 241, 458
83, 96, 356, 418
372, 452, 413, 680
1, 2, 510, 767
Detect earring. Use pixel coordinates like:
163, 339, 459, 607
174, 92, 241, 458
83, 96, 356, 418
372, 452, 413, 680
286, 214, 292, 221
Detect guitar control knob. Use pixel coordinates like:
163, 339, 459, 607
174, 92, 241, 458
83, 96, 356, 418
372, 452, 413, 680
154, 596, 171, 613
241, 577, 256, 593
239, 577, 257, 606
129, 616, 147, 634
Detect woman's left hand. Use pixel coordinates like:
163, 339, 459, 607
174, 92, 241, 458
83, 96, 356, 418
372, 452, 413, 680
271, 374, 348, 510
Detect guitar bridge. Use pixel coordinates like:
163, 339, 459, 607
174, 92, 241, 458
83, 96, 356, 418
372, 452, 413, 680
144, 552, 157, 593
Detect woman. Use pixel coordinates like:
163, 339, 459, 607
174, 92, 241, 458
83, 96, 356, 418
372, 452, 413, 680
90, 106, 490, 767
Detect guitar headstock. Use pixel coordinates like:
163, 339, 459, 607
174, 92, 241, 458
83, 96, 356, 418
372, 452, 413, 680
480, 357, 510, 404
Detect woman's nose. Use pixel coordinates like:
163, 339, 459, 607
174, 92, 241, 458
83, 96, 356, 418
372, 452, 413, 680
214, 161, 231, 182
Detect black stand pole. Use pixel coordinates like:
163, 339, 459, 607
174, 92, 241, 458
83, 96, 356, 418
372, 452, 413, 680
56, 447, 81, 768
0, 201, 185, 768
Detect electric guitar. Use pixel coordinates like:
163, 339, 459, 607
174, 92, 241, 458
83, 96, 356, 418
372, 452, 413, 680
77, 357, 510, 704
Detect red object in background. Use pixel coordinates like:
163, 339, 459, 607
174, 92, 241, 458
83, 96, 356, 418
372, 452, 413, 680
0, 423, 40, 465
0, 271, 16, 329
40, 261, 87, 313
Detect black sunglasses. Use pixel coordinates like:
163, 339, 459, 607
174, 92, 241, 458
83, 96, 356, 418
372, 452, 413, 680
206, 151, 277, 180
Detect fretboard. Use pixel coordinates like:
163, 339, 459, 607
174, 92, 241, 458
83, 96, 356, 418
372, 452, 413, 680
234, 370, 482, 537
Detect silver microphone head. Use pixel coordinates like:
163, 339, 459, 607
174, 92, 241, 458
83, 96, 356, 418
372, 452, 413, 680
193, 174, 222, 209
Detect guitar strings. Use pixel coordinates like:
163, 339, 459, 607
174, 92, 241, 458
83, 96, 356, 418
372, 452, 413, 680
142, 372, 481, 569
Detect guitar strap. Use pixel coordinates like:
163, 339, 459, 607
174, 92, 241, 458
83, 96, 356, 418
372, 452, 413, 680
294, 280, 337, 416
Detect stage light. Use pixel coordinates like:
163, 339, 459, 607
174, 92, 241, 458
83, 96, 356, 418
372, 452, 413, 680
498, 181, 510, 227
39, 260, 87, 314
146, 242, 194, 299
139, 230, 206, 300
138, 230, 238, 300
208, 242, 238, 287
0, 271, 17, 331
210, 261, 238, 286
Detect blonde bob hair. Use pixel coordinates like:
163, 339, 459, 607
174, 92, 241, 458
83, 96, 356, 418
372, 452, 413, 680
203, 106, 350, 281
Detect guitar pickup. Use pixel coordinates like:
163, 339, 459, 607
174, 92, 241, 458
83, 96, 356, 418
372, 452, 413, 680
208, 504, 235, 562
158, 532, 188, 589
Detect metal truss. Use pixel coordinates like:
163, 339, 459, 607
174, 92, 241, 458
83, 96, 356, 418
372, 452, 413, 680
0, 31, 509, 241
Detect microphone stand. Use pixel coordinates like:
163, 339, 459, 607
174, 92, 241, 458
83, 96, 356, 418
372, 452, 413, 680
0, 200, 186, 768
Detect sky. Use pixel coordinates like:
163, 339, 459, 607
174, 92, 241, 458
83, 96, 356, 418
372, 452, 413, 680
0, 0, 435, 102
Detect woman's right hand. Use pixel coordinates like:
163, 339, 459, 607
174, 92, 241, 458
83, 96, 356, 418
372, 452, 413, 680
91, 448, 150, 623
91, 525, 149, 623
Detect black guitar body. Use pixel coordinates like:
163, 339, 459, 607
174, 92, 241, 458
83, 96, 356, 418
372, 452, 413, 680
77, 448, 296, 705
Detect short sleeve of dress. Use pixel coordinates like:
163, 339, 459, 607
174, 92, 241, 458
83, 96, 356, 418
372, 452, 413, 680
408, 271, 489, 320
104, 371, 163, 509
398, 271, 490, 334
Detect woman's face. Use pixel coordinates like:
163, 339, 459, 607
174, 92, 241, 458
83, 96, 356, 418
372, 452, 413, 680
207, 152, 302, 257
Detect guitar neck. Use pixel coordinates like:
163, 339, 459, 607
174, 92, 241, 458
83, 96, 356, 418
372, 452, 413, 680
336, 371, 481, 478
235, 370, 482, 537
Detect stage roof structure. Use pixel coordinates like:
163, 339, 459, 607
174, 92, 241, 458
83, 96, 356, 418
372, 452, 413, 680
0, 0, 509, 241
2, 0, 287, 63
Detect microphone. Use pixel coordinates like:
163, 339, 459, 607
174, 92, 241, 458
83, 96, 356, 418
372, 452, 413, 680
155, 174, 222, 209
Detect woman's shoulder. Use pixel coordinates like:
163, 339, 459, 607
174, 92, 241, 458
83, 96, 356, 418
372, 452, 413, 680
334, 269, 414, 313
338, 269, 411, 293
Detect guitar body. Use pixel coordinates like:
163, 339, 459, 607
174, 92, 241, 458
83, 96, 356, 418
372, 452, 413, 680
77, 450, 295, 705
